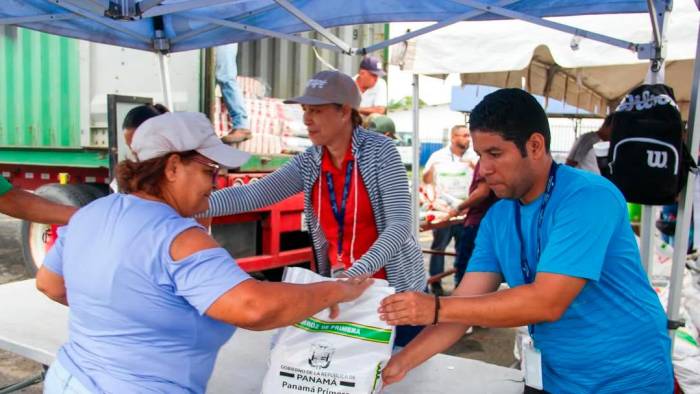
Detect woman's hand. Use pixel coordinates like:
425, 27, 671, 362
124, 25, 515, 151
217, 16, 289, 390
378, 291, 436, 326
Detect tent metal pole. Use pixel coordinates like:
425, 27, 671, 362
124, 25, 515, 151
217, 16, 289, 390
645, 0, 663, 47
158, 53, 174, 110
142, 0, 232, 18
273, 0, 351, 54
170, 24, 219, 44
453, 0, 642, 52
137, 0, 164, 15
191, 15, 340, 53
639, 1, 670, 279
666, 21, 700, 348
360, 0, 520, 55
0, 14, 77, 25
639, 206, 655, 276
412, 74, 421, 241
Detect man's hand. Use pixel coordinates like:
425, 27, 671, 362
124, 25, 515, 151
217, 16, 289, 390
382, 353, 410, 386
444, 208, 467, 221
445, 208, 459, 220
378, 292, 436, 326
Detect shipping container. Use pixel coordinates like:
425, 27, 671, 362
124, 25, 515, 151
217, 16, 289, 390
238, 24, 385, 99
1, 25, 385, 278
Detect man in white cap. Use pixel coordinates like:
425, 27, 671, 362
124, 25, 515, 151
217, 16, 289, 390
204, 70, 428, 347
355, 56, 388, 116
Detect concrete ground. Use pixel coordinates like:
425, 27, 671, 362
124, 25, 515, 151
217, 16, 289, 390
0, 215, 43, 393
0, 214, 516, 392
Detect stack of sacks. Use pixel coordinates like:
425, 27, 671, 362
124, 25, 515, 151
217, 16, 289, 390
238, 97, 286, 155
279, 104, 311, 154
214, 76, 312, 155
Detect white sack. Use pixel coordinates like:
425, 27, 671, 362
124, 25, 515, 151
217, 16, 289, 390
262, 267, 395, 394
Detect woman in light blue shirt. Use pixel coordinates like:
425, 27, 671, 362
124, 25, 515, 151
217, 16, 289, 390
35, 112, 371, 394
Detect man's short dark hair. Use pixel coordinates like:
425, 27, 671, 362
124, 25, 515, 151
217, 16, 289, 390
469, 88, 550, 156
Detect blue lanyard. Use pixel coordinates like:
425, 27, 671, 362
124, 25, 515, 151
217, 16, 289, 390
325, 160, 354, 263
514, 162, 558, 337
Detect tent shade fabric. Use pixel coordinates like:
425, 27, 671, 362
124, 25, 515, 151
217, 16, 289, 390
393, 0, 698, 116
1, 0, 650, 53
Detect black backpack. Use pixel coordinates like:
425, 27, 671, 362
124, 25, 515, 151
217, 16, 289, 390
606, 84, 696, 205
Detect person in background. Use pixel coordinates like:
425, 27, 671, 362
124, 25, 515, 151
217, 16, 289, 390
565, 113, 615, 174
367, 115, 397, 140
422, 125, 475, 295
355, 55, 388, 117
216, 43, 251, 144
109, 103, 170, 192
36, 112, 371, 394
0, 176, 76, 225
204, 70, 426, 347
445, 159, 498, 286
380, 88, 672, 393
122, 103, 170, 149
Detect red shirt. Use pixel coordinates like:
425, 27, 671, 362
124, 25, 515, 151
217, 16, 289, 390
465, 161, 498, 227
312, 147, 387, 279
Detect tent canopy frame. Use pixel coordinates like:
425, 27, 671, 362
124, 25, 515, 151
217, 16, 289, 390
0, 0, 660, 58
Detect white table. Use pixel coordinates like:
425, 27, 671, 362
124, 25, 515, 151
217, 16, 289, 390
0, 280, 524, 393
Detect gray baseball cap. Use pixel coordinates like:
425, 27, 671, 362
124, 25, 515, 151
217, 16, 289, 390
283, 70, 361, 110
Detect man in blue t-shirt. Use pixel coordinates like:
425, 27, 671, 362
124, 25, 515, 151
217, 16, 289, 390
379, 89, 672, 393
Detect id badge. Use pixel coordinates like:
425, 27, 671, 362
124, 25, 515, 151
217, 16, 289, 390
522, 337, 544, 390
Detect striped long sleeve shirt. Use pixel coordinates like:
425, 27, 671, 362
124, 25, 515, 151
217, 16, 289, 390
207, 127, 426, 292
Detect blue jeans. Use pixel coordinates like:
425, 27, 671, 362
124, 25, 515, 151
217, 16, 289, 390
429, 224, 463, 279
660, 203, 694, 252
43, 359, 92, 394
394, 325, 424, 348
215, 44, 249, 129
455, 224, 480, 285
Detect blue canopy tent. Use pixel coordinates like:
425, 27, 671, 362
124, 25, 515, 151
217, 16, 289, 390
1, 0, 698, 355
0, 1, 651, 53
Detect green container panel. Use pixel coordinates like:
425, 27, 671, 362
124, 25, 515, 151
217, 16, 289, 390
0, 149, 108, 168
0, 26, 81, 149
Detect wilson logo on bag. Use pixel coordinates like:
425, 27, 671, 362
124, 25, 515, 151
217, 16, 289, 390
607, 84, 696, 205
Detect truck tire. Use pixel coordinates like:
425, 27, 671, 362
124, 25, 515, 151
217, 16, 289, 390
81, 183, 111, 200
20, 184, 95, 276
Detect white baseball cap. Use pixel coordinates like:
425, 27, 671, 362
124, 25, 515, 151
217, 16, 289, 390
131, 112, 250, 168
